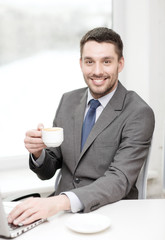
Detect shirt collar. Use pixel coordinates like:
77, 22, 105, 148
87, 84, 118, 108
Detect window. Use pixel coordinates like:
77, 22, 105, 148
0, 0, 112, 162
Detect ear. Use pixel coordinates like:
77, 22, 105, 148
79, 58, 83, 70
118, 57, 124, 73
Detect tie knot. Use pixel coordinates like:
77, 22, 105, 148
90, 99, 100, 110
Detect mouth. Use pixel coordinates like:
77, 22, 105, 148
90, 77, 108, 86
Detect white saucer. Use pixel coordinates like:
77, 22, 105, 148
65, 213, 111, 234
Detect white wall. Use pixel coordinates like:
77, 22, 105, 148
113, 0, 165, 196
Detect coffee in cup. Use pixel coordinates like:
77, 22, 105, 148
42, 127, 64, 147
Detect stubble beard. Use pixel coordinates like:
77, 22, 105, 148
85, 75, 118, 99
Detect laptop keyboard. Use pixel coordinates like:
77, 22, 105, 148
8, 223, 22, 231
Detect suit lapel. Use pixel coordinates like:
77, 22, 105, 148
74, 89, 88, 161
77, 81, 127, 162
79, 105, 118, 159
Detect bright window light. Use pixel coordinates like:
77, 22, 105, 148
0, 0, 112, 160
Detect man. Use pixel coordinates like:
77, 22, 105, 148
8, 27, 155, 226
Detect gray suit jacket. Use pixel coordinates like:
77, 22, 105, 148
30, 81, 155, 212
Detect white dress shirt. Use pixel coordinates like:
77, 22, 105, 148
31, 86, 117, 213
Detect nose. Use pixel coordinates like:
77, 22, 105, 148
93, 62, 104, 76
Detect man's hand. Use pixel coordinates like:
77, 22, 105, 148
24, 123, 46, 159
8, 195, 71, 226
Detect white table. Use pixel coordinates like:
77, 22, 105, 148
1, 199, 165, 240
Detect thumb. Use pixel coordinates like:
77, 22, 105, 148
37, 123, 44, 131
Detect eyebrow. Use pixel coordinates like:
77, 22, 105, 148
83, 56, 115, 60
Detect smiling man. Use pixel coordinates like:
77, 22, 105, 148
80, 40, 124, 99
8, 27, 155, 226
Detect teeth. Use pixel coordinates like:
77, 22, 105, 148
94, 79, 104, 82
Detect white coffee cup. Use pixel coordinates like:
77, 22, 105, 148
42, 127, 64, 147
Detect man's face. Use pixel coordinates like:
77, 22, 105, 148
80, 41, 124, 99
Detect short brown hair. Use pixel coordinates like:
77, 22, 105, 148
80, 27, 123, 60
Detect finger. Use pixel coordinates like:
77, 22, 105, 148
25, 143, 45, 149
25, 146, 45, 154
37, 123, 44, 131
25, 129, 42, 138
13, 207, 35, 225
8, 202, 29, 224
21, 212, 42, 225
24, 136, 43, 145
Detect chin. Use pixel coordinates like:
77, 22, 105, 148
90, 90, 105, 99
91, 85, 115, 98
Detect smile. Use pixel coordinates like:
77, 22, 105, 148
91, 77, 108, 86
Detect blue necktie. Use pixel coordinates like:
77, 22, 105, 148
81, 99, 100, 151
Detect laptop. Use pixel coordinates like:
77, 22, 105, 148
0, 194, 46, 238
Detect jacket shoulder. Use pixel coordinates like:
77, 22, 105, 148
63, 87, 87, 98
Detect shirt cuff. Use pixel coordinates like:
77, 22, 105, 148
61, 191, 84, 213
30, 149, 45, 167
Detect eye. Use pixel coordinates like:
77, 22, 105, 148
104, 60, 111, 64
85, 60, 93, 65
